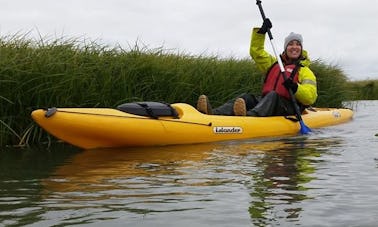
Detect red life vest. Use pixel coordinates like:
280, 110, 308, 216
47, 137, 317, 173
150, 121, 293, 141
262, 63, 300, 100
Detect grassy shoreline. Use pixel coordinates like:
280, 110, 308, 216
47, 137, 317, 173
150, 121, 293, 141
0, 35, 376, 147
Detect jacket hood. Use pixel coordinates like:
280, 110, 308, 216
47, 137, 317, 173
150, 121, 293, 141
300, 50, 311, 67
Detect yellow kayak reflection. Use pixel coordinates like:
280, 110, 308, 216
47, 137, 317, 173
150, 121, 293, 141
43, 143, 217, 192
43, 138, 321, 193
41, 138, 335, 224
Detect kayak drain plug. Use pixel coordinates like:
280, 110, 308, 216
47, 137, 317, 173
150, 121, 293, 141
45, 107, 57, 118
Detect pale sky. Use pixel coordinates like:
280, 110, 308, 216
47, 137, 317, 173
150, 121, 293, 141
1, 0, 377, 81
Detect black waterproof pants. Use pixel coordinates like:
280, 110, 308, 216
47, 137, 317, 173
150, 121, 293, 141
212, 91, 300, 117
247, 91, 296, 116
212, 93, 259, 115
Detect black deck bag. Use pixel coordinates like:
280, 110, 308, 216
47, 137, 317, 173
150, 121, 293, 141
117, 101, 178, 119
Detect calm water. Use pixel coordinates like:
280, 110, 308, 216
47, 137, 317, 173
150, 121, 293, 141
1, 101, 377, 226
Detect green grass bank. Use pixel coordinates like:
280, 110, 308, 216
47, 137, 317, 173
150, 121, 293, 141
346, 80, 378, 100
0, 35, 375, 147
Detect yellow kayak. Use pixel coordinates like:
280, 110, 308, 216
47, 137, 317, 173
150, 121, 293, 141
31, 102, 353, 149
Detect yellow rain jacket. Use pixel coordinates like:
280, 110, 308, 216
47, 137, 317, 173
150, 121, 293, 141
250, 28, 317, 106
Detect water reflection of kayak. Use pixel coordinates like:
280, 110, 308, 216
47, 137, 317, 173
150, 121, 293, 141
43, 144, 216, 192
42, 138, 322, 195
31, 102, 353, 149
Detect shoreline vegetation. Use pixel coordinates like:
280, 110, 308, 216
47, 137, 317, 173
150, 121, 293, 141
1, 34, 377, 147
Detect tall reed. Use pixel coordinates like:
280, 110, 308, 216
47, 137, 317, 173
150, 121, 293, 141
0, 34, 356, 147
346, 80, 378, 100
309, 60, 352, 107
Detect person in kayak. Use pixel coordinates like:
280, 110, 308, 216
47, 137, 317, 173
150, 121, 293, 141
197, 19, 317, 116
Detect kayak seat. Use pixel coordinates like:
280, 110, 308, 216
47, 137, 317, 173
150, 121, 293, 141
117, 101, 179, 119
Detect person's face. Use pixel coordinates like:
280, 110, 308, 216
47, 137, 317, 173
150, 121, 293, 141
285, 40, 302, 60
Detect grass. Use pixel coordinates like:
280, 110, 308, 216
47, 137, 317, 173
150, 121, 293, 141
346, 80, 378, 100
310, 60, 352, 107
0, 34, 375, 147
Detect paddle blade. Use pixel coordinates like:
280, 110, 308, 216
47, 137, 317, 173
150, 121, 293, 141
299, 121, 311, 134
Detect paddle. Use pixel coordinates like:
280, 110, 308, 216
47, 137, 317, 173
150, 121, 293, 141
255, 0, 311, 134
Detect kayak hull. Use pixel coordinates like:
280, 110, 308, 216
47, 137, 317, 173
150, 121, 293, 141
31, 103, 353, 149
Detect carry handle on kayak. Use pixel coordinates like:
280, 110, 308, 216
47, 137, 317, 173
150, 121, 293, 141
255, 0, 311, 135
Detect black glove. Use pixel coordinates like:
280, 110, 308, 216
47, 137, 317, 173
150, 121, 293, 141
257, 18, 272, 34
283, 78, 298, 93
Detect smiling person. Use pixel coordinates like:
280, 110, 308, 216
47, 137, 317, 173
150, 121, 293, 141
197, 18, 317, 117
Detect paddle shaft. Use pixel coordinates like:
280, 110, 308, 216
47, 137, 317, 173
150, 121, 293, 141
256, 0, 310, 131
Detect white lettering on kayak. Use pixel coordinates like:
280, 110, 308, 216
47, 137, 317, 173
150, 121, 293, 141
213, 126, 243, 134
332, 111, 341, 118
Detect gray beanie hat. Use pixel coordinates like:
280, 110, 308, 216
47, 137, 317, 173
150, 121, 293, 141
284, 32, 303, 50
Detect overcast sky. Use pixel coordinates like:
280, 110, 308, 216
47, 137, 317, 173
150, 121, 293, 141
1, 0, 377, 81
